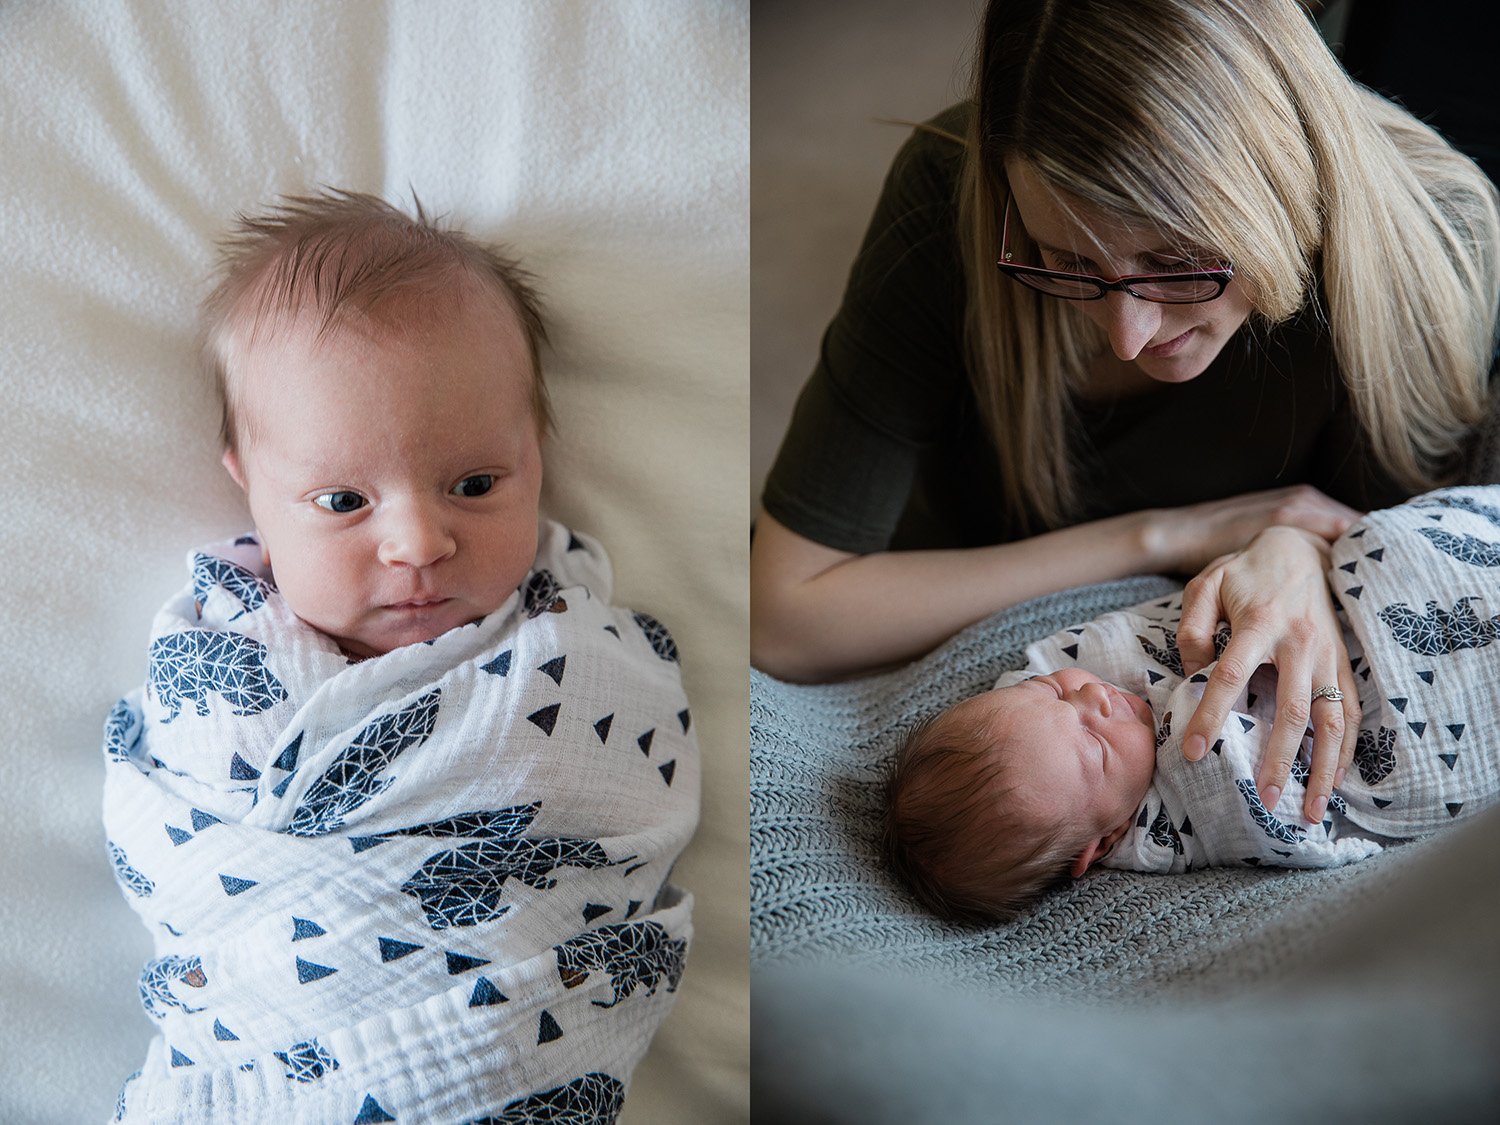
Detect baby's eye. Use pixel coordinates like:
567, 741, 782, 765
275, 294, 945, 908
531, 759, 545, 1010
313, 491, 366, 514
452, 474, 495, 498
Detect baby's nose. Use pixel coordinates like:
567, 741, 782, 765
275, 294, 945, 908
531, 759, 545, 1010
378, 507, 456, 568
1079, 680, 1113, 717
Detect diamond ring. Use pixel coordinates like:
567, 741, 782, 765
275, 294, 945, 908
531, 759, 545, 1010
1311, 685, 1344, 703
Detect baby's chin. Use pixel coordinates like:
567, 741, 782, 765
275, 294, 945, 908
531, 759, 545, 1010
330, 600, 493, 659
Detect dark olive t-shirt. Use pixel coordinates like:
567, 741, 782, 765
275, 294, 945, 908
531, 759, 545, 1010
762, 104, 1413, 554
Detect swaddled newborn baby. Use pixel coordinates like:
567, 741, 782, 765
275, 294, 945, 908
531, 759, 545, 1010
886, 488, 1500, 922
103, 192, 698, 1123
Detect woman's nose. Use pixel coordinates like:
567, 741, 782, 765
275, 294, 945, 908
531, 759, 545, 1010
377, 504, 456, 568
1101, 291, 1163, 361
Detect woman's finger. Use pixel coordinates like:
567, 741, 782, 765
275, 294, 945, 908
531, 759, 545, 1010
1253, 641, 1317, 810
1301, 672, 1348, 823
1181, 625, 1269, 762
1176, 564, 1225, 676
1298, 632, 1359, 821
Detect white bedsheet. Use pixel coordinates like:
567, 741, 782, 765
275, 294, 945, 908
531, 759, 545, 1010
0, 2, 748, 1121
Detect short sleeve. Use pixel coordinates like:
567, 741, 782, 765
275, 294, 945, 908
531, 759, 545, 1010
761, 108, 970, 554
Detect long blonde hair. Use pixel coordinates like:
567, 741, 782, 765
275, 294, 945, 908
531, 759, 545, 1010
959, 0, 1499, 531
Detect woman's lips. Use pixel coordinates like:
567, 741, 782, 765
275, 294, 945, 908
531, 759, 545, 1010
1144, 328, 1194, 358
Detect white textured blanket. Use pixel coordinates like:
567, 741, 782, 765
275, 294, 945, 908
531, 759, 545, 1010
103, 520, 698, 1123
1003, 487, 1500, 873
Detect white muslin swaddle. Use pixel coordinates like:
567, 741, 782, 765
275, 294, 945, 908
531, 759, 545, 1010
103, 520, 699, 1124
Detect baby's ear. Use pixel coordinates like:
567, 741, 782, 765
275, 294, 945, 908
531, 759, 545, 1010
221, 447, 246, 489
1070, 820, 1132, 878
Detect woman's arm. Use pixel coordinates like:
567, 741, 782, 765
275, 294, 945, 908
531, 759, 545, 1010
750, 510, 1155, 683
751, 485, 1361, 683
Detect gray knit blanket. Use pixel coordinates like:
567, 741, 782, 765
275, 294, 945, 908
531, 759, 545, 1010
750, 576, 1458, 1004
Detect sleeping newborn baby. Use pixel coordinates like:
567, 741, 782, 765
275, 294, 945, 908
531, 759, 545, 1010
103, 192, 698, 1122
886, 488, 1500, 923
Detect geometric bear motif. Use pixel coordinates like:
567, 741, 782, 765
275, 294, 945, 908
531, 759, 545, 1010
138, 954, 207, 1019
1234, 779, 1305, 845
273, 1038, 339, 1083
632, 612, 679, 663
284, 689, 442, 837
524, 570, 566, 618
191, 553, 275, 619
148, 629, 288, 723
401, 836, 616, 931
1377, 598, 1500, 656
108, 840, 154, 898
1415, 526, 1500, 568
1354, 726, 1398, 786
104, 697, 144, 764
479, 1072, 626, 1125
554, 921, 687, 1008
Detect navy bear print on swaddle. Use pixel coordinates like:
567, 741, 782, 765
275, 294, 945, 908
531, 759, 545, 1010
1002, 487, 1500, 874
102, 520, 699, 1124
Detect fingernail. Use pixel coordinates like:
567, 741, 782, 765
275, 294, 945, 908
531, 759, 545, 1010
1185, 735, 1205, 761
1261, 785, 1281, 809
1334, 768, 1346, 789
1310, 795, 1328, 822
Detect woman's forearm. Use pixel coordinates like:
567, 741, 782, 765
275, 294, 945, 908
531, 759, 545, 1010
750, 511, 1160, 682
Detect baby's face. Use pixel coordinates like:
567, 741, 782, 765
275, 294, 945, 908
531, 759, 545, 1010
223, 293, 543, 658
960, 667, 1157, 853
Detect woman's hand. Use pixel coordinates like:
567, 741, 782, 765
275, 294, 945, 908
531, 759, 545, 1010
1146, 485, 1361, 575
1175, 526, 1361, 824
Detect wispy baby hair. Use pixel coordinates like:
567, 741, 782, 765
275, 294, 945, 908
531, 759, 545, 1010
201, 187, 551, 450
884, 705, 1078, 923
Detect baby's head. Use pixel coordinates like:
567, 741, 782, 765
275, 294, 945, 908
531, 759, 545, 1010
202, 190, 549, 658
885, 667, 1157, 922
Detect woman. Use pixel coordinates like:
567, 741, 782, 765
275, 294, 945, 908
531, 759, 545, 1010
751, 0, 1499, 824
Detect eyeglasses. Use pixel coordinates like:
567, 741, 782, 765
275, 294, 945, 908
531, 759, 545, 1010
996, 195, 1233, 304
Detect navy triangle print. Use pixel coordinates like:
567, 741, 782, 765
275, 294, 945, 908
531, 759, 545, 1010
219, 874, 257, 896
1365, 547, 1385, 561
637, 729, 655, 756
658, 760, 676, 786
1447, 802, 1464, 817
538, 1010, 564, 1043
678, 708, 691, 733
379, 937, 423, 962
603, 624, 620, 639
213, 1019, 239, 1041
353, 1094, 397, 1124
189, 808, 222, 831
469, 976, 507, 1007
537, 656, 566, 685
527, 703, 561, 736
291, 917, 326, 941
229, 753, 261, 781
1345, 586, 1363, 600
1408, 722, 1426, 739
1373, 797, 1392, 809
1448, 723, 1466, 740
1439, 753, 1458, 770
445, 951, 491, 975
350, 836, 387, 853
567, 532, 586, 552
594, 714, 613, 744
170, 1047, 193, 1067
1239, 717, 1255, 733
482, 649, 513, 677
273, 733, 302, 772
1390, 697, 1408, 713
165, 825, 193, 846
625, 899, 641, 918
1417, 670, 1434, 685
272, 772, 297, 799
583, 902, 612, 922
1061, 644, 1079, 659
295, 957, 338, 984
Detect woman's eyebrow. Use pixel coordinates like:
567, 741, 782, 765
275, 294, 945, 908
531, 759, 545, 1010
1032, 238, 1184, 264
